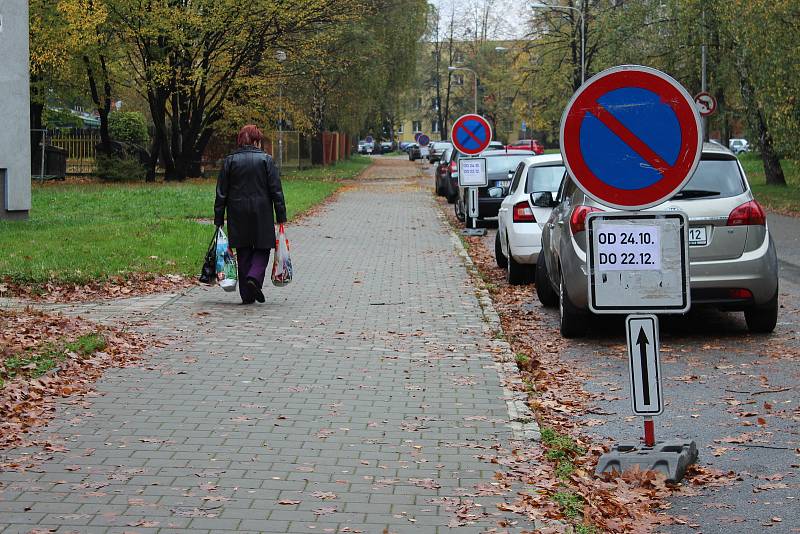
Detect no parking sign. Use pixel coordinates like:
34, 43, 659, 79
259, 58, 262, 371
450, 114, 492, 156
560, 65, 702, 211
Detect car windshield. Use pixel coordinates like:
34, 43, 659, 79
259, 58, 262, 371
485, 155, 531, 174
525, 165, 565, 194
671, 157, 746, 200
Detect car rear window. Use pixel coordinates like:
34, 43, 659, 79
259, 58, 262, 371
525, 165, 565, 194
673, 156, 747, 199
485, 155, 531, 174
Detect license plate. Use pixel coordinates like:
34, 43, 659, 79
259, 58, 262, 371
496, 180, 510, 188
688, 226, 707, 246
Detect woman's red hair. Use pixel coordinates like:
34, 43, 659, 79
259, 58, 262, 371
237, 124, 263, 147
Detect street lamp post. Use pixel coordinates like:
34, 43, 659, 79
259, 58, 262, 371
531, 1, 585, 85
448, 66, 478, 114
275, 50, 287, 169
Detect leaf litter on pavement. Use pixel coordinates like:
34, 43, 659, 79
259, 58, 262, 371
0, 272, 193, 303
0, 307, 152, 455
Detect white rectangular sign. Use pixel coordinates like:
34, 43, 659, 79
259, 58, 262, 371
467, 187, 479, 218
626, 314, 663, 416
458, 157, 488, 187
595, 224, 662, 271
587, 212, 690, 314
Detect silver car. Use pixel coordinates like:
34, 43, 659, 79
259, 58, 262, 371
537, 143, 779, 337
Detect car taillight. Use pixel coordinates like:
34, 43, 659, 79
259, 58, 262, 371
513, 201, 536, 223
728, 288, 753, 300
570, 205, 602, 234
727, 200, 766, 226
450, 160, 457, 173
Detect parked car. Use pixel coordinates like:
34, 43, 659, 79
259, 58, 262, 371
506, 139, 545, 155
380, 141, 393, 152
495, 154, 565, 284
359, 140, 374, 154
399, 141, 414, 152
453, 149, 537, 227
443, 151, 460, 203
428, 141, 453, 163
729, 138, 750, 154
487, 141, 505, 150
408, 143, 422, 161
435, 148, 454, 196
537, 143, 779, 337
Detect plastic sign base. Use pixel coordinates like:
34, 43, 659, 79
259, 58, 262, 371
461, 228, 487, 237
595, 440, 698, 483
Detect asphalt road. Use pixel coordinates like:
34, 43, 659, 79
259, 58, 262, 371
528, 210, 800, 533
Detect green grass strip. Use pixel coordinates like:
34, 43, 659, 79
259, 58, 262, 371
0, 158, 371, 285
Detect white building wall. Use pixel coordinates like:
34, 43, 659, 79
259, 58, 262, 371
0, 0, 32, 219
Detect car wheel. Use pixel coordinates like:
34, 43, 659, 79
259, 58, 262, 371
446, 183, 457, 203
559, 270, 587, 338
744, 290, 778, 334
495, 232, 508, 269
536, 255, 558, 307
454, 198, 465, 222
435, 176, 445, 196
506, 237, 531, 285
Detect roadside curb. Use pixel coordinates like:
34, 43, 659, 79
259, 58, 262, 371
440, 211, 541, 442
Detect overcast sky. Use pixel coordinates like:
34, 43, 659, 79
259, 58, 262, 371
428, 0, 529, 40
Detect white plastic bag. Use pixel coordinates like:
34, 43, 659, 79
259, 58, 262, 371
215, 227, 238, 292
271, 223, 293, 287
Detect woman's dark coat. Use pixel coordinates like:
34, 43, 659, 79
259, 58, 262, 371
214, 146, 287, 249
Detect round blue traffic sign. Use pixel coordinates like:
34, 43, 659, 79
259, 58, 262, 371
450, 114, 492, 156
561, 65, 702, 210
365, 135, 374, 144
418, 134, 430, 147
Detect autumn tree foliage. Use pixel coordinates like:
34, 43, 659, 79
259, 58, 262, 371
515, 0, 795, 183
30, 0, 428, 180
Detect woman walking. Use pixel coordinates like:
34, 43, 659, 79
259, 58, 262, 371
214, 125, 287, 304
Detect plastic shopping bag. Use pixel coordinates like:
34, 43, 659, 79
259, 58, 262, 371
199, 228, 218, 284
271, 223, 293, 287
215, 227, 238, 292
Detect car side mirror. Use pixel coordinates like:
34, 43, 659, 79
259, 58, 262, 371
487, 186, 504, 198
530, 191, 557, 208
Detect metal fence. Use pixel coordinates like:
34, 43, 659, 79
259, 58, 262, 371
204, 131, 312, 172
47, 128, 99, 174
40, 129, 315, 177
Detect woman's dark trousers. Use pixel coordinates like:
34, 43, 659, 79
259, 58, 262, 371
236, 247, 271, 303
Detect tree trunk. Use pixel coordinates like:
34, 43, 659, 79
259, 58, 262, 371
146, 132, 160, 182
736, 57, 786, 186
84, 56, 113, 155
150, 92, 175, 181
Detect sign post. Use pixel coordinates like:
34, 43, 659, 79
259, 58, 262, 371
560, 65, 701, 482
451, 114, 493, 236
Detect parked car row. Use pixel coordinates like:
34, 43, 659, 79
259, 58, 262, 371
434, 139, 778, 337
527, 143, 778, 337
357, 140, 397, 155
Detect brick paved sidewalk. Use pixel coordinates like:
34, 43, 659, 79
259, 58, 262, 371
0, 159, 535, 533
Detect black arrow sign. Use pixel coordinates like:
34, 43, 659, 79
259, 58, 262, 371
636, 327, 651, 405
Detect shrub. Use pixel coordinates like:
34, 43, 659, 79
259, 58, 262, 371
44, 108, 84, 129
96, 154, 147, 181
109, 111, 149, 146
